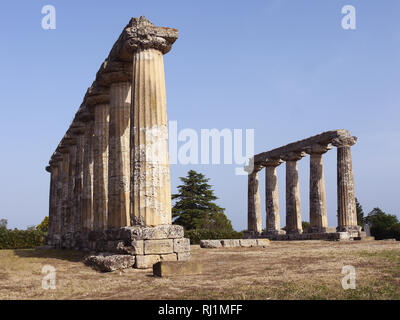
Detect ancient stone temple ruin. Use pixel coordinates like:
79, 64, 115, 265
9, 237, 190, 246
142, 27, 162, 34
45, 17, 190, 269
245, 130, 366, 241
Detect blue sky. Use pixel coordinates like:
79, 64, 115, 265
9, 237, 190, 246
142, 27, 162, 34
0, 0, 399, 230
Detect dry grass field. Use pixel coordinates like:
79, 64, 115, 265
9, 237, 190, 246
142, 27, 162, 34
0, 240, 399, 300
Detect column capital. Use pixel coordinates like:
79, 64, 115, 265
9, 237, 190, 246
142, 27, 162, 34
281, 151, 306, 162
96, 60, 133, 87
304, 144, 332, 155
84, 83, 110, 106
109, 16, 178, 62
261, 158, 283, 167
332, 136, 357, 148
244, 162, 263, 174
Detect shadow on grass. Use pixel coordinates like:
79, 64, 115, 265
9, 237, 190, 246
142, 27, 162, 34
13, 248, 87, 263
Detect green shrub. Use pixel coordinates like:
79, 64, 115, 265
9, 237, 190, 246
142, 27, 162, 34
387, 224, 400, 241
0, 227, 46, 249
184, 229, 244, 245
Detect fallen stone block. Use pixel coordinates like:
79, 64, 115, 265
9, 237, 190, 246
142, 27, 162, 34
256, 239, 270, 247
84, 253, 135, 272
200, 240, 222, 248
160, 253, 178, 262
240, 239, 257, 247
153, 261, 202, 277
221, 239, 240, 247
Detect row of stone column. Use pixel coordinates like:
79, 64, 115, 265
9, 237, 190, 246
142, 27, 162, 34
247, 137, 358, 235
47, 49, 172, 240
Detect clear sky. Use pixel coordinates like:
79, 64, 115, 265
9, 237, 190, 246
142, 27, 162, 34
1, 0, 399, 231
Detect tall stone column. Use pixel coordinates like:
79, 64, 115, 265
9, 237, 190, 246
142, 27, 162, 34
282, 152, 305, 234
130, 48, 174, 227
332, 136, 358, 232
46, 164, 59, 238
82, 121, 94, 234
108, 82, 131, 228
93, 103, 110, 231
55, 159, 64, 237
247, 167, 262, 234
72, 130, 85, 235
66, 143, 77, 235
305, 144, 331, 233
59, 149, 70, 237
263, 159, 283, 235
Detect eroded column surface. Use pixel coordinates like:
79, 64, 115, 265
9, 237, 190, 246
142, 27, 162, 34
264, 159, 283, 235
282, 152, 305, 234
55, 160, 63, 236
130, 48, 171, 226
332, 136, 358, 232
247, 169, 262, 234
82, 122, 94, 233
47, 164, 59, 237
93, 104, 110, 231
66, 144, 77, 235
59, 151, 70, 237
305, 144, 331, 233
108, 82, 131, 228
73, 133, 85, 234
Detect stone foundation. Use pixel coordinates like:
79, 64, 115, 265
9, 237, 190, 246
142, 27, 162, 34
246, 230, 367, 241
48, 225, 190, 270
200, 238, 270, 249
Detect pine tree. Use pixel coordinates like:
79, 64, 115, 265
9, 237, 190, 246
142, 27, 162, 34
172, 170, 233, 231
355, 197, 364, 227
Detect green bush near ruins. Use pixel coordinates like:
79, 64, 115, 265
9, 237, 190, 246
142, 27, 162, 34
184, 229, 244, 245
0, 218, 47, 249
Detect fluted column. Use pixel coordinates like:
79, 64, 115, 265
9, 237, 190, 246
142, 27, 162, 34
59, 151, 70, 237
66, 144, 77, 235
282, 152, 305, 234
93, 104, 110, 231
55, 160, 63, 236
108, 82, 131, 228
332, 136, 358, 232
305, 144, 331, 233
247, 168, 262, 234
47, 164, 59, 238
82, 122, 94, 233
130, 48, 171, 226
264, 159, 283, 235
73, 133, 85, 234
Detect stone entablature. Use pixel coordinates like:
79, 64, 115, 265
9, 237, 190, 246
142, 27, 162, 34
246, 130, 362, 241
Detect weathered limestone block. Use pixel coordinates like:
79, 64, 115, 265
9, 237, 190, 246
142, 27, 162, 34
200, 240, 222, 248
84, 253, 135, 272
239, 239, 257, 247
221, 239, 241, 247
173, 238, 190, 253
160, 253, 178, 262
177, 252, 191, 261
119, 225, 184, 241
144, 239, 173, 254
135, 254, 160, 269
256, 239, 270, 247
153, 261, 202, 277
